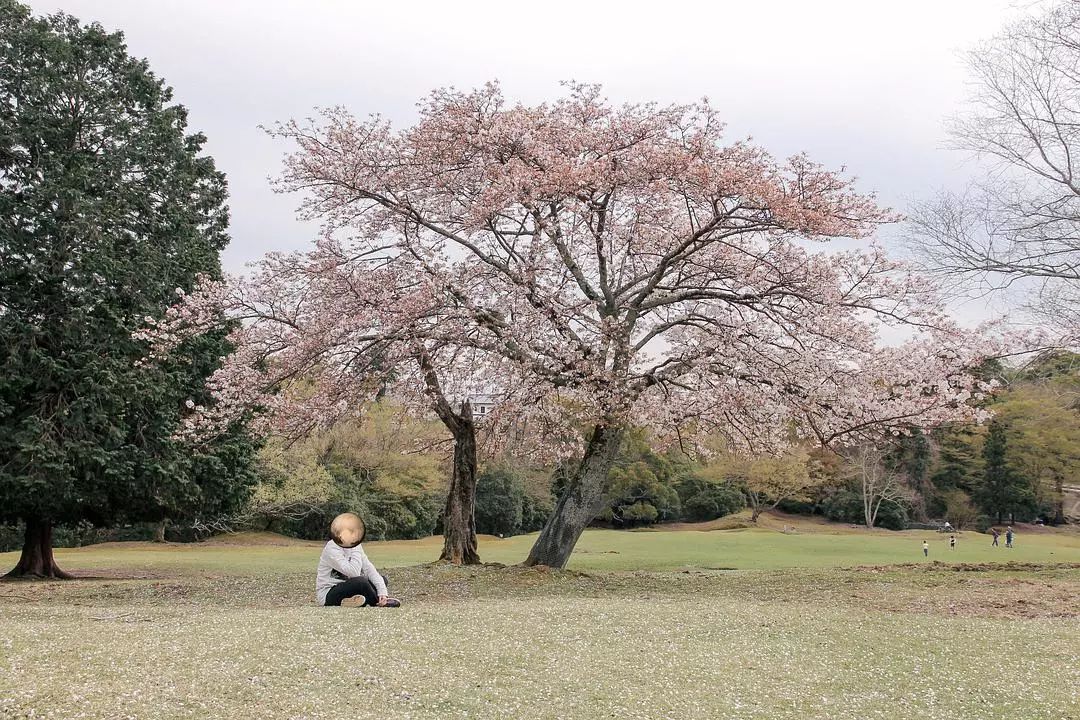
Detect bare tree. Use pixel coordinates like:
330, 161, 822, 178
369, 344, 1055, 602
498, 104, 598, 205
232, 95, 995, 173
909, 1, 1080, 338
845, 445, 912, 529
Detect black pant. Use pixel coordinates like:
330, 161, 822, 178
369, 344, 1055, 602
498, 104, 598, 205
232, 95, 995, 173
324, 574, 388, 607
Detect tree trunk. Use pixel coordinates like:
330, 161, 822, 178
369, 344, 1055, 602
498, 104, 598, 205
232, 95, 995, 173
863, 481, 874, 529
4, 518, 74, 579
1053, 474, 1065, 525
153, 518, 167, 543
414, 349, 482, 566
439, 407, 480, 565
909, 490, 929, 524
523, 424, 623, 569
744, 488, 761, 522
865, 491, 882, 529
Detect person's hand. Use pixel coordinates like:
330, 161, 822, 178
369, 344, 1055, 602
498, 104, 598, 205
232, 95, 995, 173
377, 595, 388, 606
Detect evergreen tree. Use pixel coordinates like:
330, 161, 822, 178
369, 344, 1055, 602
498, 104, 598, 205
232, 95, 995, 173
930, 426, 983, 491
886, 429, 932, 520
976, 420, 1035, 524
0, 1, 255, 576
474, 466, 526, 537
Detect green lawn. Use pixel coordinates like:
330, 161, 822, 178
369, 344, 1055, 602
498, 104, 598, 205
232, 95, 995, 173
2, 523, 1078, 720
13, 523, 1076, 576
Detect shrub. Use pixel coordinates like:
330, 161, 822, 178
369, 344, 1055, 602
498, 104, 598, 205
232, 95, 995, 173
0, 523, 23, 552
0, 521, 190, 552
942, 489, 979, 530
820, 487, 907, 529
775, 498, 816, 515
619, 501, 659, 525
873, 501, 909, 530
475, 467, 526, 537
365, 491, 443, 540
601, 461, 680, 528
521, 492, 553, 533
676, 474, 745, 522
269, 489, 441, 542
821, 488, 862, 524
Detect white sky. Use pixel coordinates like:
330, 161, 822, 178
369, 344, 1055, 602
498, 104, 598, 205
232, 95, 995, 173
26, 0, 1045, 322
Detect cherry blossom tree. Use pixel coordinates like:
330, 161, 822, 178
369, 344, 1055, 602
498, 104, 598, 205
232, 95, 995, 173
137, 241, 567, 565
251, 82, 997, 568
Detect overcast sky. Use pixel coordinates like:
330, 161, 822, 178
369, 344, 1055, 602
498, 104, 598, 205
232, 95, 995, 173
26, 0, 1042, 318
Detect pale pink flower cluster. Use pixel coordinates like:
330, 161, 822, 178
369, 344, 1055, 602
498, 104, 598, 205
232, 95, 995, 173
140, 83, 1010, 456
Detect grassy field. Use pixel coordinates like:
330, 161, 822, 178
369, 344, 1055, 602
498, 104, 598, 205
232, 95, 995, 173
17, 513, 1079, 576
2, 516, 1078, 719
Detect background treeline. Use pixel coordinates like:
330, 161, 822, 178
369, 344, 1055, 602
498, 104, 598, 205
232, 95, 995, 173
3, 352, 1076, 551
928, 353, 1080, 527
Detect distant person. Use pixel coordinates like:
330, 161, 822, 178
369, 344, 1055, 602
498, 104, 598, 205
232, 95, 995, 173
1005, 526, 1014, 549
991, 528, 1000, 547
316, 512, 401, 608
923, 540, 929, 558
942, 521, 953, 532
949, 535, 956, 550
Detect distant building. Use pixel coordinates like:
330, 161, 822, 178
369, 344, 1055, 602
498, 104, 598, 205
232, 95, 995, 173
464, 393, 498, 420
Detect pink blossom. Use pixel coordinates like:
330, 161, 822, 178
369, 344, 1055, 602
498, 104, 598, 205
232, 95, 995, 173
137, 83, 1015, 458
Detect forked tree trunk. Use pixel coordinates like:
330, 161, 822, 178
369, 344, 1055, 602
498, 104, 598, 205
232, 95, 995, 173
523, 424, 623, 569
865, 500, 879, 529
415, 349, 481, 566
4, 518, 74, 579
153, 518, 168, 543
748, 494, 763, 522
440, 406, 480, 565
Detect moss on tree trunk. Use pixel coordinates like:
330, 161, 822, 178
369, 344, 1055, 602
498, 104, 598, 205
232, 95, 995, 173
523, 425, 623, 569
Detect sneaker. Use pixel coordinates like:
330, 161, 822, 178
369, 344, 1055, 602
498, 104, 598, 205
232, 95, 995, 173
340, 595, 367, 608
379, 597, 402, 608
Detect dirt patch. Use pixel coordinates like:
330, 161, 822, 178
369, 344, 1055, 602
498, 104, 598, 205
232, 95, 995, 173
854, 578, 1080, 620
850, 561, 1080, 573
0, 568, 173, 585
835, 563, 1080, 620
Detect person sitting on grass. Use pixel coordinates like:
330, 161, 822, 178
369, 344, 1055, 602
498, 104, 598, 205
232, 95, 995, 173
316, 512, 401, 608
